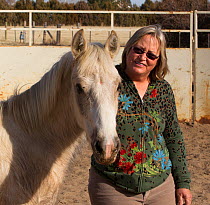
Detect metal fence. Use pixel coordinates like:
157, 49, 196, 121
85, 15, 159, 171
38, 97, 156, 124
193, 11, 210, 123
0, 10, 194, 47
194, 10, 210, 48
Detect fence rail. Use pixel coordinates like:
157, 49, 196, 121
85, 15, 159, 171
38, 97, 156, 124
0, 10, 209, 48
194, 10, 210, 48
0, 10, 193, 46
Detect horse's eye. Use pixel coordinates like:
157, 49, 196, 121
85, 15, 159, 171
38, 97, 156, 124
76, 83, 84, 94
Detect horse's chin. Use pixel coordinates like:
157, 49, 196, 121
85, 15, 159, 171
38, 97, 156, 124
94, 154, 117, 165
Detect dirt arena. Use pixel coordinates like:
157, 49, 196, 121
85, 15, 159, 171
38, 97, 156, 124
56, 122, 210, 205
0, 26, 139, 47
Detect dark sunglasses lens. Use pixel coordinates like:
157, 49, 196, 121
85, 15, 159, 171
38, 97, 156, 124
133, 47, 144, 54
147, 53, 158, 60
133, 47, 158, 60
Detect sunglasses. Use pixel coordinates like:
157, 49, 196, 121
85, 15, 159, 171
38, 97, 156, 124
132, 46, 159, 60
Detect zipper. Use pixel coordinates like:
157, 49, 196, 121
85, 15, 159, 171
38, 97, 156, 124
127, 79, 150, 193
138, 94, 144, 193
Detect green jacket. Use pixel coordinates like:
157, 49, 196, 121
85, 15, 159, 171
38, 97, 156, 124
91, 66, 191, 193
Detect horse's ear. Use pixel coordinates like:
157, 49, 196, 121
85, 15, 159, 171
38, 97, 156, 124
104, 30, 120, 59
71, 29, 87, 58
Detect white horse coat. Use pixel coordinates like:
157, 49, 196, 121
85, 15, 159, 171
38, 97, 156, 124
0, 29, 121, 205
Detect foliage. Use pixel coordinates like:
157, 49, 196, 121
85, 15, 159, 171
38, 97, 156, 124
0, 0, 209, 26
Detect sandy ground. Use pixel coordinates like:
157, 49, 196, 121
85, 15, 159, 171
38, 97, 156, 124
56, 122, 210, 205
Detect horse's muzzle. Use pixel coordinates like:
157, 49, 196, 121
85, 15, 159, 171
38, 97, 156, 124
92, 137, 121, 165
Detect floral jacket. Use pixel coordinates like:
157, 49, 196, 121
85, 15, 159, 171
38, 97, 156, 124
91, 66, 191, 193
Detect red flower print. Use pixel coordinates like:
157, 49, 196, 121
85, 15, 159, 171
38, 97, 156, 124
120, 149, 126, 155
128, 153, 132, 157
123, 162, 135, 174
117, 144, 147, 174
150, 89, 157, 98
117, 161, 123, 166
121, 157, 126, 162
134, 152, 147, 164
130, 142, 137, 149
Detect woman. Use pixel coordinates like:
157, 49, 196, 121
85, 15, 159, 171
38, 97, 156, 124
89, 25, 192, 205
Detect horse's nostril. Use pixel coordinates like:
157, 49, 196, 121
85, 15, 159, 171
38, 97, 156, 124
95, 141, 103, 153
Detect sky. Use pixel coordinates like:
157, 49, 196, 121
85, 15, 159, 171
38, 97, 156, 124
130, 0, 160, 6
67, 0, 155, 7
130, 0, 145, 6
64, 0, 210, 7
130, 0, 210, 7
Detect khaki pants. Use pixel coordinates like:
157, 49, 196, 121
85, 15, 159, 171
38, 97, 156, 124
88, 167, 176, 205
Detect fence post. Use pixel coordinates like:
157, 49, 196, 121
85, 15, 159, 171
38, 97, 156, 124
192, 10, 196, 123
71, 30, 74, 45
56, 24, 61, 45
14, 22, 16, 42
111, 12, 114, 30
32, 21, 35, 45
194, 10, 198, 49
43, 22, 47, 44
29, 11, 32, 46
5, 22, 7, 40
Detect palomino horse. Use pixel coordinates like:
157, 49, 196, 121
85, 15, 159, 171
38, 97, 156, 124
0, 29, 121, 204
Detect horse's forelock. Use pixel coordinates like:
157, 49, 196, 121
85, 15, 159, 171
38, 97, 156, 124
75, 44, 118, 79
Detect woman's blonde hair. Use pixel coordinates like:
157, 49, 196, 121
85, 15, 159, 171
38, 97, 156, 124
121, 24, 169, 81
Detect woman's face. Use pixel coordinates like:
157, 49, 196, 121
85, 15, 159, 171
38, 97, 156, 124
125, 34, 160, 81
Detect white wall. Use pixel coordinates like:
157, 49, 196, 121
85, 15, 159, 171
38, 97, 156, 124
0, 47, 70, 99
195, 49, 210, 123
0, 47, 197, 122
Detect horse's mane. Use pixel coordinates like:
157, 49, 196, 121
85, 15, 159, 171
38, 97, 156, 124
1, 51, 74, 133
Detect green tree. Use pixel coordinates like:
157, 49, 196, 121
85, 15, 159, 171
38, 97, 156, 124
14, 0, 34, 25
15, 0, 34, 10
62, 3, 75, 25
6, 0, 15, 6
157, 0, 208, 11
0, 0, 10, 9
34, 0, 47, 10
141, 0, 156, 11
74, 1, 90, 26
0, 0, 11, 25
46, 0, 61, 10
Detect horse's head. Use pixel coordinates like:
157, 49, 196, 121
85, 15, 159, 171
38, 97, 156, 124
71, 29, 121, 165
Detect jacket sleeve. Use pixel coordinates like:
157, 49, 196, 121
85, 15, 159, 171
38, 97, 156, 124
163, 83, 191, 190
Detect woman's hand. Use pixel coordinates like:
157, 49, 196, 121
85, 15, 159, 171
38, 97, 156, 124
175, 188, 192, 205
